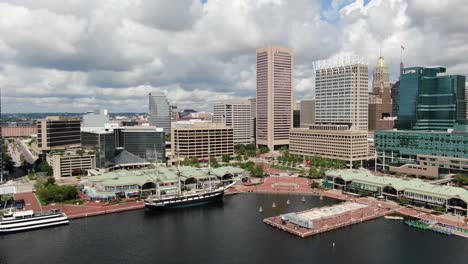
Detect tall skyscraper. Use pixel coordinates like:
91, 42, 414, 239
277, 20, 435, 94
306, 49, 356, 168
213, 100, 254, 145
368, 56, 392, 130
396, 67, 465, 130
256, 45, 293, 150
315, 57, 368, 130
148, 91, 171, 134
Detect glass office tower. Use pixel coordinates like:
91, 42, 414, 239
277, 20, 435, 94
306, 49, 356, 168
396, 67, 466, 130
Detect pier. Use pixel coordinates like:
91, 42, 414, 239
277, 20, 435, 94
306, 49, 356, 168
264, 201, 393, 238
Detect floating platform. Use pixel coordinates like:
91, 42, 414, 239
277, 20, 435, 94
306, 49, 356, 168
264, 202, 390, 238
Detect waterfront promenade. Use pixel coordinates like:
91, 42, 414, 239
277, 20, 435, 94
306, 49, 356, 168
14, 192, 144, 219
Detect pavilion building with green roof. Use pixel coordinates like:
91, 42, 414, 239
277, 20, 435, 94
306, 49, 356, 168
324, 169, 468, 216
80, 166, 245, 200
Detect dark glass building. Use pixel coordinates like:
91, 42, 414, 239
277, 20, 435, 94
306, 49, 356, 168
396, 67, 466, 131
81, 130, 116, 168
81, 127, 165, 168
391, 81, 400, 117
115, 127, 165, 162
293, 110, 300, 128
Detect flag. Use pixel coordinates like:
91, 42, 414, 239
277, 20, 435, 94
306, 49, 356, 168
401, 45, 405, 50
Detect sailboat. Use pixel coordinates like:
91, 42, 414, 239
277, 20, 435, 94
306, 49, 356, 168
144, 142, 236, 209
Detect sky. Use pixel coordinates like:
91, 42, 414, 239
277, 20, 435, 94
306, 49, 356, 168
1, 0, 467, 113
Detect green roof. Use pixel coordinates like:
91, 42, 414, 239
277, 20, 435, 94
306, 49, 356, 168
86, 166, 245, 187
326, 169, 468, 202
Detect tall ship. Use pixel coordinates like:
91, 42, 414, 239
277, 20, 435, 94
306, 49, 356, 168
144, 150, 240, 209
0, 209, 69, 233
144, 180, 236, 209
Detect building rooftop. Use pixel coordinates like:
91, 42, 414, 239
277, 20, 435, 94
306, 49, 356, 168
326, 169, 468, 203
85, 166, 245, 187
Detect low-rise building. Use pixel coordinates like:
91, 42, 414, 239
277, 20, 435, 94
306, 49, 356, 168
324, 169, 468, 216
172, 121, 234, 159
37, 116, 81, 152
289, 124, 369, 166
80, 166, 245, 199
1, 126, 37, 137
47, 150, 96, 179
375, 129, 468, 177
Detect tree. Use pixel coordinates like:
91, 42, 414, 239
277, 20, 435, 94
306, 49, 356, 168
236, 155, 243, 162
250, 165, 265, 178
39, 161, 51, 173
398, 197, 410, 206
75, 149, 84, 156
222, 154, 230, 163
243, 155, 249, 161
434, 205, 445, 213
209, 157, 219, 168
453, 174, 468, 187
258, 146, 270, 154
311, 181, 320, 189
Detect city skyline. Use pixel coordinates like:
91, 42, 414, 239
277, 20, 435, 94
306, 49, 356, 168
1, 0, 468, 113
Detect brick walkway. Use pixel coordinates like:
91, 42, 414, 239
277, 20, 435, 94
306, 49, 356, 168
14, 192, 42, 211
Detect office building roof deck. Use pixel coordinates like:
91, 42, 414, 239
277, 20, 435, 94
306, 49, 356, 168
326, 169, 468, 202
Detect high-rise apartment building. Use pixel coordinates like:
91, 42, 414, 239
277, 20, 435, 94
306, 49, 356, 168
300, 99, 315, 127
37, 116, 81, 152
315, 58, 368, 130
149, 91, 171, 134
256, 45, 293, 150
213, 100, 254, 145
368, 57, 392, 130
396, 67, 466, 131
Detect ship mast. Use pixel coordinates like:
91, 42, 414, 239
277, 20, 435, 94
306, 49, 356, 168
154, 144, 161, 199
208, 132, 212, 192
177, 140, 182, 197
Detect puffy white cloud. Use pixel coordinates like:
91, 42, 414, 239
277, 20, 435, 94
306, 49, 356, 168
1, 0, 467, 113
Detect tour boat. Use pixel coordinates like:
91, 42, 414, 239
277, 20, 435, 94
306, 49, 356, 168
0, 209, 69, 233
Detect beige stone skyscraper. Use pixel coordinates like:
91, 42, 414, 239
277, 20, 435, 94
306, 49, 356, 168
256, 45, 293, 150
368, 56, 392, 130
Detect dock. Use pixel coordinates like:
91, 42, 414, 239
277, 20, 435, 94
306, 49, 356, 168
264, 201, 392, 238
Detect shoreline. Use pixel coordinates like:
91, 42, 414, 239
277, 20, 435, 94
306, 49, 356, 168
12, 182, 468, 237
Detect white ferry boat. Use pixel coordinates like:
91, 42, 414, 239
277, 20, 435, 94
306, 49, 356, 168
0, 209, 69, 233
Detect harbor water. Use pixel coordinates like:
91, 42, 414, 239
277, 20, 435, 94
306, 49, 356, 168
0, 193, 467, 264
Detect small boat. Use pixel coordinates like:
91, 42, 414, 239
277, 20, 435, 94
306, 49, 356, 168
272, 202, 276, 208
286, 199, 290, 205
319, 196, 323, 200
259, 206, 263, 213
301, 196, 306, 203
0, 209, 69, 234
384, 215, 404, 220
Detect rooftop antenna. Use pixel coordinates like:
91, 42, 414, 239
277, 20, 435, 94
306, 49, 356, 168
400, 45, 405, 69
